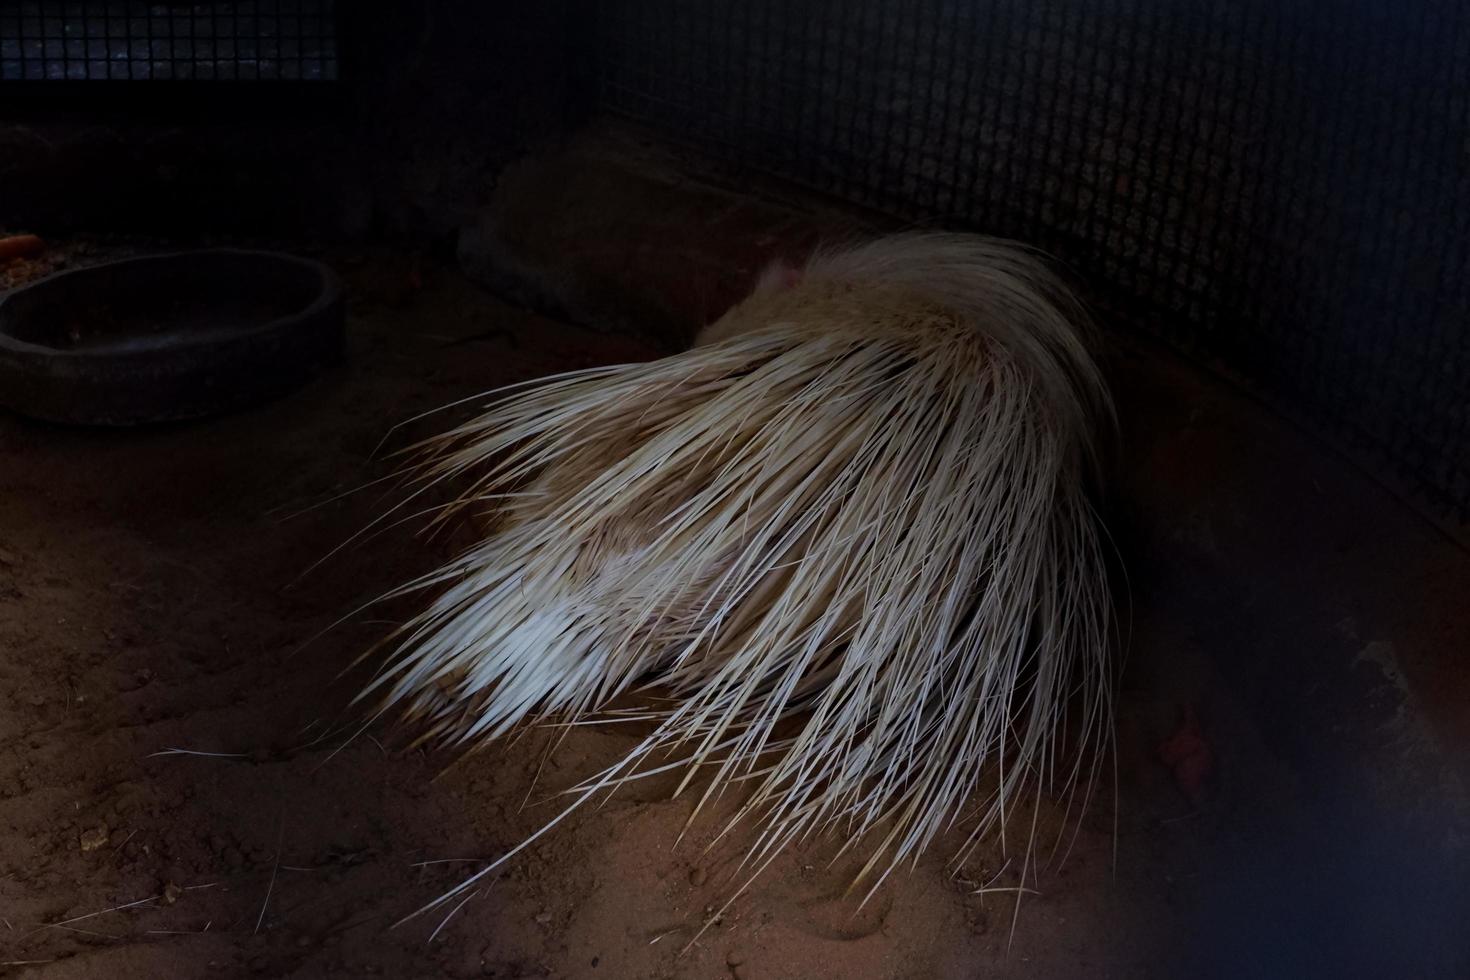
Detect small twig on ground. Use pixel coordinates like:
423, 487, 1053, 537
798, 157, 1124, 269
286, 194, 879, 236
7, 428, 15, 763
51, 923, 121, 940
24, 893, 160, 939
146, 921, 212, 935
255, 811, 287, 935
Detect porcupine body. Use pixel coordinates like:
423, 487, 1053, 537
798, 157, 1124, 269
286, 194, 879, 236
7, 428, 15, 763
364, 232, 1115, 914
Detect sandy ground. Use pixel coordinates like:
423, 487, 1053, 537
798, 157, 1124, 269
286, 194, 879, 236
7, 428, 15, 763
2, 137, 1468, 978
0, 259, 1175, 980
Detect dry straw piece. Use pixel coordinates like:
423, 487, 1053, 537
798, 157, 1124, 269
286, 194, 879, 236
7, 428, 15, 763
360, 232, 1116, 926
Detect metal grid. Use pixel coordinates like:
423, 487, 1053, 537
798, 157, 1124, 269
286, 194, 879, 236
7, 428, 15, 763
594, 0, 1470, 524
0, 1, 338, 81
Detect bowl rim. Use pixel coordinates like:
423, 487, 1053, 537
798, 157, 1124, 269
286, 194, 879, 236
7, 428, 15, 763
0, 247, 343, 361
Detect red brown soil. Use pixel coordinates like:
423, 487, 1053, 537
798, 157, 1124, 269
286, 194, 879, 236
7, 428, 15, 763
0, 264, 1177, 979
1, 129, 1467, 978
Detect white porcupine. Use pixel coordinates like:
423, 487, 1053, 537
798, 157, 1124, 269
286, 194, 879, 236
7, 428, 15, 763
361, 231, 1115, 921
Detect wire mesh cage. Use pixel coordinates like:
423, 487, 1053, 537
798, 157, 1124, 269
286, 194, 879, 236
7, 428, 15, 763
593, 0, 1470, 526
3, 0, 1466, 525
0, 1, 338, 82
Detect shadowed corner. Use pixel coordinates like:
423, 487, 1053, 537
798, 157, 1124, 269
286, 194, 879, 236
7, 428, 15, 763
1180, 796, 1470, 979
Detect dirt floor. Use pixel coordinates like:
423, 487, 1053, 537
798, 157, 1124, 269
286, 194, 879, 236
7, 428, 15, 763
2, 130, 1469, 979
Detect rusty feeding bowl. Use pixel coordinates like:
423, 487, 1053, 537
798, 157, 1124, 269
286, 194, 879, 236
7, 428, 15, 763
0, 249, 344, 425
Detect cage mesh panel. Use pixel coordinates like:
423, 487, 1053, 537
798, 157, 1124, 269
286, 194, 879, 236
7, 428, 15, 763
0, 1, 337, 81
595, 0, 1470, 522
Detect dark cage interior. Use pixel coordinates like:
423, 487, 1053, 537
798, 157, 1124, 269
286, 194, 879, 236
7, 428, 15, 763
593, 0, 1470, 528
0, 0, 339, 81
1, 1, 1469, 978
